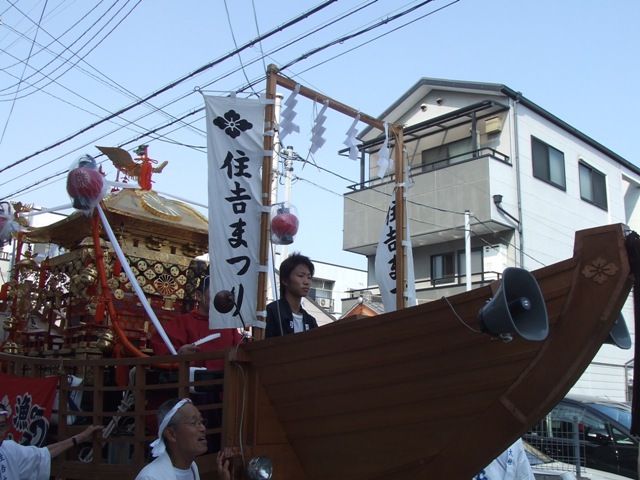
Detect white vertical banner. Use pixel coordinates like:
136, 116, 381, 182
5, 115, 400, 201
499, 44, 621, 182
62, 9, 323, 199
375, 188, 416, 312
205, 95, 265, 328
375, 192, 398, 312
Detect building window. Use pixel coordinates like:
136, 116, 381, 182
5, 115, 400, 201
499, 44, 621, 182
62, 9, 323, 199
431, 252, 456, 284
310, 278, 334, 301
531, 136, 566, 189
432, 248, 487, 285
310, 278, 334, 311
421, 137, 473, 171
579, 161, 607, 210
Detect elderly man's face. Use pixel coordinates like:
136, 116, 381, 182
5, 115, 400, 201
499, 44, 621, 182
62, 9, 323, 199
166, 403, 208, 460
0, 414, 9, 446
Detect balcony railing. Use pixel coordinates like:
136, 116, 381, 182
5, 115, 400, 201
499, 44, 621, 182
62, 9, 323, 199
427, 270, 502, 288
347, 147, 510, 191
347, 271, 504, 305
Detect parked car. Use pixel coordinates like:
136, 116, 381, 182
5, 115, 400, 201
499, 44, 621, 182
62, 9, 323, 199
524, 439, 632, 480
524, 394, 638, 479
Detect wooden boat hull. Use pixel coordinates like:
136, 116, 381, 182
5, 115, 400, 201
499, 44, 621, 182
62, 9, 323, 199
0, 223, 633, 480
223, 223, 633, 479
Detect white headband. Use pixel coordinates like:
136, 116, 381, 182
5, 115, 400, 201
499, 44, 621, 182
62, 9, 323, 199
0, 409, 8, 416
149, 398, 191, 457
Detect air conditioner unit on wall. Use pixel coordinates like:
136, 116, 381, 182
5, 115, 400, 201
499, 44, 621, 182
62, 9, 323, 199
317, 297, 332, 309
485, 116, 502, 134
483, 244, 507, 278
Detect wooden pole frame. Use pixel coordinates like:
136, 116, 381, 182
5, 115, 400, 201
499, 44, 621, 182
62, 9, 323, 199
254, 65, 279, 340
392, 127, 406, 309
255, 64, 407, 336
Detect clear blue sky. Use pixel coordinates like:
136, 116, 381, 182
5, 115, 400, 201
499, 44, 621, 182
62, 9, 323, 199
0, 0, 638, 269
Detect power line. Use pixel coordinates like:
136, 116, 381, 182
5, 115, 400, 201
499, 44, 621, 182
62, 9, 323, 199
0, 0, 339, 175
293, 0, 459, 78
223, 0, 257, 96
0, 33, 162, 136
0, 0, 129, 97
279, 0, 438, 72
250, 0, 268, 76
2, 0, 455, 199
0, 1, 203, 140
0, 0, 399, 177
471, 215, 547, 268
0, 0, 390, 196
2, 0, 390, 181
299, 169, 543, 269
0, 0, 48, 144
0, 0, 181, 147
0, 107, 204, 199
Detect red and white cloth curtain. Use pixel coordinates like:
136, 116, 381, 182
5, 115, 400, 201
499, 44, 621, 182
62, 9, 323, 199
0, 373, 58, 446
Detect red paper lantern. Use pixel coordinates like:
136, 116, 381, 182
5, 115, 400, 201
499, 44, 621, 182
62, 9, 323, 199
66, 167, 105, 210
271, 213, 299, 245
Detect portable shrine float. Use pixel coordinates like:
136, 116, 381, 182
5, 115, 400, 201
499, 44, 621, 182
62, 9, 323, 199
0, 66, 637, 480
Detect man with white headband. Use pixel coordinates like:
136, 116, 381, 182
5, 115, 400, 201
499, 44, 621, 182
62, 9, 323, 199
135, 398, 231, 480
0, 402, 102, 480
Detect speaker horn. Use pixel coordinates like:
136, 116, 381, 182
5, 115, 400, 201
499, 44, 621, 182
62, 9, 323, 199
478, 267, 549, 342
605, 314, 632, 350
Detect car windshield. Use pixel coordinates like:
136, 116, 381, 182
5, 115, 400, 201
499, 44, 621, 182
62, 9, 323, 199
587, 402, 632, 429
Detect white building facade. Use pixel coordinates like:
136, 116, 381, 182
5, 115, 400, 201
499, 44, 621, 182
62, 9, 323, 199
342, 78, 640, 401
310, 260, 367, 318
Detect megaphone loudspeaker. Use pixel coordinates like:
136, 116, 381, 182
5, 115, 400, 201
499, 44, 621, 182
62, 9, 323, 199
478, 267, 549, 341
605, 314, 632, 350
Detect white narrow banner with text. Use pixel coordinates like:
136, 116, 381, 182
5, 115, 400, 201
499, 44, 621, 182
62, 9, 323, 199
205, 95, 265, 328
374, 191, 416, 312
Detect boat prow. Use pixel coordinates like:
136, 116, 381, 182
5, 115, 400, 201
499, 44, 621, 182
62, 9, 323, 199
0, 223, 634, 480
221, 223, 633, 479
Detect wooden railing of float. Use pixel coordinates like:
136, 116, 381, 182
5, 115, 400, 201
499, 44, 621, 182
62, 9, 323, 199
0, 351, 231, 480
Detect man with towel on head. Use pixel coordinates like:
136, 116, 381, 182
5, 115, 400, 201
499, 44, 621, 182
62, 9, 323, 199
135, 398, 231, 480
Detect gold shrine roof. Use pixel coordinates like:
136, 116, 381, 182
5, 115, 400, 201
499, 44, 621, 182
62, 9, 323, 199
24, 189, 209, 250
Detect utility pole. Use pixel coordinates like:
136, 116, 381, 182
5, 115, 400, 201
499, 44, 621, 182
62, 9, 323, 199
280, 145, 295, 262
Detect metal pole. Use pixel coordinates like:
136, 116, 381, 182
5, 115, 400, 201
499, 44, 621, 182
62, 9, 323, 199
465, 210, 471, 291
573, 416, 582, 478
393, 127, 406, 310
